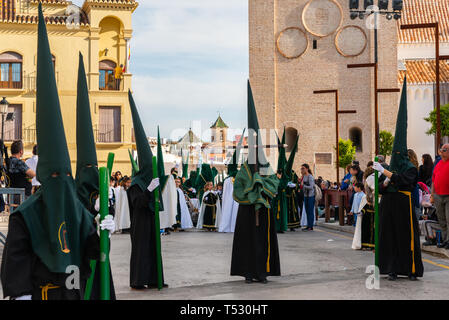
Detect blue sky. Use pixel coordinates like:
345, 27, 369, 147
73, 0, 249, 141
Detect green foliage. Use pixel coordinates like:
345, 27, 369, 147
379, 130, 394, 157
338, 138, 356, 169
424, 103, 449, 138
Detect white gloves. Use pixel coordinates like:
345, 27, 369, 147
287, 182, 296, 188
383, 177, 390, 186
99, 215, 115, 237
15, 295, 32, 300
373, 162, 385, 175
147, 178, 160, 192
191, 188, 197, 194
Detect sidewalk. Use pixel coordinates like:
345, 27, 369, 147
316, 217, 449, 259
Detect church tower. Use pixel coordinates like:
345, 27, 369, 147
249, 0, 400, 180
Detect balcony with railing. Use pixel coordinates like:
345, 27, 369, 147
94, 124, 124, 144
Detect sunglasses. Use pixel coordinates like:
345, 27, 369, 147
441, 148, 449, 152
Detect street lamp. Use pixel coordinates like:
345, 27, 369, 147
0, 97, 9, 114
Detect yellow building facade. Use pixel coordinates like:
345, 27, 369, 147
0, 0, 138, 175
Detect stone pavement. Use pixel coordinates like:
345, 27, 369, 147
1, 223, 449, 300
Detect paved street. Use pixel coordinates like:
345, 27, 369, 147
1, 222, 449, 300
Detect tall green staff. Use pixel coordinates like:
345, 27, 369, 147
152, 156, 163, 290
374, 156, 379, 276
107, 152, 115, 175
99, 166, 111, 300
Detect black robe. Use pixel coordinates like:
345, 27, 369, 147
286, 187, 300, 229
1, 212, 99, 300
127, 184, 165, 287
202, 192, 218, 230
231, 197, 281, 280
361, 204, 375, 249
378, 167, 424, 277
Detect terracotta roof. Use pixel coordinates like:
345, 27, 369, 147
398, 0, 449, 43
398, 59, 449, 84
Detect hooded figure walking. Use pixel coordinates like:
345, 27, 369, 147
373, 77, 424, 281
0, 4, 107, 300
75, 53, 116, 300
127, 91, 167, 290
230, 81, 281, 284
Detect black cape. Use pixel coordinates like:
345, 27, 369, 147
127, 184, 165, 287
230, 198, 281, 280
378, 167, 423, 277
1, 212, 99, 300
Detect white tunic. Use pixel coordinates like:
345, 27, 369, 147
196, 190, 222, 229
114, 186, 131, 231
300, 201, 316, 227
159, 175, 178, 229
176, 188, 194, 229
218, 177, 239, 233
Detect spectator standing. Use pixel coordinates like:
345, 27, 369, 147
340, 164, 352, 190
25, 145, 40, 194
7, 140, 35, 206
431, 143, 449, 249
418, 154, 434, 187
300, 163, 315, 231
114, 64, 124, 90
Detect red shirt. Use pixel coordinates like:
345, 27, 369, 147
433, 159, 449, 195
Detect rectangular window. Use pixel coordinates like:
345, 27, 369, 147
4, 104, 22, 141
99, 70, 115, 90
0, 63, 9, 82
11, 63, 21, 82
98, 106, 121, 143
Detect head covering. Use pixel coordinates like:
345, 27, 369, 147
75, 52, 99, 210
181, 149, 189, 179
128, 149, 139, 177
277, 127, 287, 174
285, 135, 299, 180
129, 90, 154, 191
227, 129, 245, 177
196, 163, 213, 190
388, 77, 414, 176
18, 3, 93, 273
157, 126, 168, 189
247, 80, 271, 174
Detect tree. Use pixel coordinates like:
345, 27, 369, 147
424, 103, 449, 138
338, 138, 356, 169
379, 130, 394, 157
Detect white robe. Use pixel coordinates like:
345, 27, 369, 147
159, 175, 178, 229
300, 201, 316, 227
196, 190, 222, 229
114, 186, 131, 231
218, 177, 239, 233
352, 189, 370, 249
176, 188, 193, 229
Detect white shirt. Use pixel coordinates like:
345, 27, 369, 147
25, 155, 40, 186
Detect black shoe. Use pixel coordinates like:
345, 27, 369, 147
245, 278, 253, 284
309, 227, 313, 231
290, 228, 296, 232
130, 285, 146, 290
437, 241, 447, 248
387, 273, 397, 281
254, 277, 268, 284
302, 227, 309, 231
147, 283, 169, 289
408, 275, 417, 281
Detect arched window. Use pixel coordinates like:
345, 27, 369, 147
99, 59, 116, 90
0, 52, 22, 89
349, 127, 363, 152
285, 127, 298, 153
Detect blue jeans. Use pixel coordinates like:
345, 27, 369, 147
304, 196, 315, 229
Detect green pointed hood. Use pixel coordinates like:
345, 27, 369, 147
285, 135, 299, 180
182, 149, 189, 179
75, 52, 99, 210
247, 80, 271, 173
157, 126, 168, 189
277, 127, 287, 173
19, 3, 93, 273
128, 149, 139, 177
227, 129, 245, 177
196, 163, 213, 189
129, 90, 154, 191
389, 77, 414, 176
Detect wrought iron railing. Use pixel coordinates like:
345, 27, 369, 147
94, 124, 124, 143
